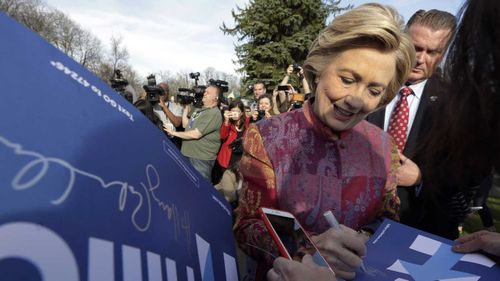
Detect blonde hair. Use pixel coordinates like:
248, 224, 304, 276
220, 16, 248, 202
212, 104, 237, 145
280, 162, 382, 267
303, 3, 415, 106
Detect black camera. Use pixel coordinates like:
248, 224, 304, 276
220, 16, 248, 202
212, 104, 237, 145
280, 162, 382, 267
189, 72, 200, 80
208, 79, 229, 93
142, 74, 165, 104
177, 73, 230, 107
292, 64, 304, 79
110, 69, 132, 103
177, 86, 206, 107
291, 93, 306, 109
257, 109, 266, 120
277, 85, 292, 92
177, 72, 205, 107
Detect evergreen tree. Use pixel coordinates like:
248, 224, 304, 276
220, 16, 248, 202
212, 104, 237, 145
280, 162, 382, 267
221, 0, 351, 96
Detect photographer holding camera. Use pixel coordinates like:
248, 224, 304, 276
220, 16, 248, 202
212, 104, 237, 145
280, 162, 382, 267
212, 100, 249, 198
274, 64, 312, 112
110, 69, 139, 104
164, 84, 223, 182
273, 84, 300, 113
250, 94, 277, 122
134, 75, 181, 143
151, 82, 183, 148
281, 64, 310, 91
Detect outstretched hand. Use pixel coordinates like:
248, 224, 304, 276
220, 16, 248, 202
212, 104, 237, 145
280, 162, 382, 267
453, 230, 500, 256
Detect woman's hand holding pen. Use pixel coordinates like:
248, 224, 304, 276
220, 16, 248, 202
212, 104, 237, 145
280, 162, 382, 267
311, 225, 368, 280
267, 255, 337, 281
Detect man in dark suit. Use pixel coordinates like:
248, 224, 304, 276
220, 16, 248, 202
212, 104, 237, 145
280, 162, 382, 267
367, 9, 456, 226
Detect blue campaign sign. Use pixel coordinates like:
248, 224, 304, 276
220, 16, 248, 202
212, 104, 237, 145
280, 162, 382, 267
0, 12, 237, 281
355, 220, 500, 281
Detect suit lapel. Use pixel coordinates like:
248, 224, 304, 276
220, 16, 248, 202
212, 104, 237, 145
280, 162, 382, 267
366, 107, 386, 130
404, 76, 441, 158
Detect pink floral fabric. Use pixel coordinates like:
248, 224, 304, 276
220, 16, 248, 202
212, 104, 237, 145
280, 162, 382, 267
234, 101, 400, 279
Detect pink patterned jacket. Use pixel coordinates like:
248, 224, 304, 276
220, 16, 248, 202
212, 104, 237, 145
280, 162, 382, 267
234, 101, 400, 278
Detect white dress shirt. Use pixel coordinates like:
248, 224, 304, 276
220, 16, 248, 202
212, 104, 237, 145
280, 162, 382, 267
383, 80, 428, 140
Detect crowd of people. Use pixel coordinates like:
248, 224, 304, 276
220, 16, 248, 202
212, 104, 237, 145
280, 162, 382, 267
133, 63, 317, 207
129, 0, 500, 280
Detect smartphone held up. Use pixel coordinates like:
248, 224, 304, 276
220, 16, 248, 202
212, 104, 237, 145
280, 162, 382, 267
259, 207, 333, 271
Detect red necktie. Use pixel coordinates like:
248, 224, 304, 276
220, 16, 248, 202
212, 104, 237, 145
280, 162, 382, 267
388, 86, 413, 152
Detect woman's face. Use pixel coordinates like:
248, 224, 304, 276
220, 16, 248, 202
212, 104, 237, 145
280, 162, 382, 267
313, 47, 395, 135
258, 97, 272, 111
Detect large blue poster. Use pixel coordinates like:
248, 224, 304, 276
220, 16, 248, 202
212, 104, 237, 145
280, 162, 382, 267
0, 12, 237, 281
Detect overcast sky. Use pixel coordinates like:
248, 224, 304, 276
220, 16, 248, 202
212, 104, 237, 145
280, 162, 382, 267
45, 0, 465, 78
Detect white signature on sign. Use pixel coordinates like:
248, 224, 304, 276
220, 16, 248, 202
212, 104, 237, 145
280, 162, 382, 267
0, 134, 190, 239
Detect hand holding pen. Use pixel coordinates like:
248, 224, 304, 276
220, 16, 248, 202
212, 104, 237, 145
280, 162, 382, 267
310, 211, 367, 280
323, 211, 367, 272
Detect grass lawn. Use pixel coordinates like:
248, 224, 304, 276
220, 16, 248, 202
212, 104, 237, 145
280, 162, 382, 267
463, 196, 500, 234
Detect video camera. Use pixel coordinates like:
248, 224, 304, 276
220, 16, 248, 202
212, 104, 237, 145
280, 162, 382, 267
208, 79, 229, 93
177, 72, 203, 106
110, 69, 132, 103
142, 74, 165, 105
177, 72, 229, 107
178, 86, 206, 107
189, 72, 200, 80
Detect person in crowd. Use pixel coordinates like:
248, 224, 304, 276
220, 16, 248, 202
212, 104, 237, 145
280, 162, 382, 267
244, 105, 252, 118
273, 85, 293, 113
214, 165, 243, 205
153, 82, 184, 148
274, 64, 311, 113
163, 85, 222, 182
280, 64, 311, 97
234, 3, 415, 280
366, 9, 456, 226
249, 81, 267, 110
133, 98, 162, 130
212, 100, 250, 185
413, 0, 500, 240
249, 81, 268, 119
273, 84, 308, 113
123, 84, 140, 104
250, 94, 277, 122
280, 64, 311, 91
253, 81, 267, 100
